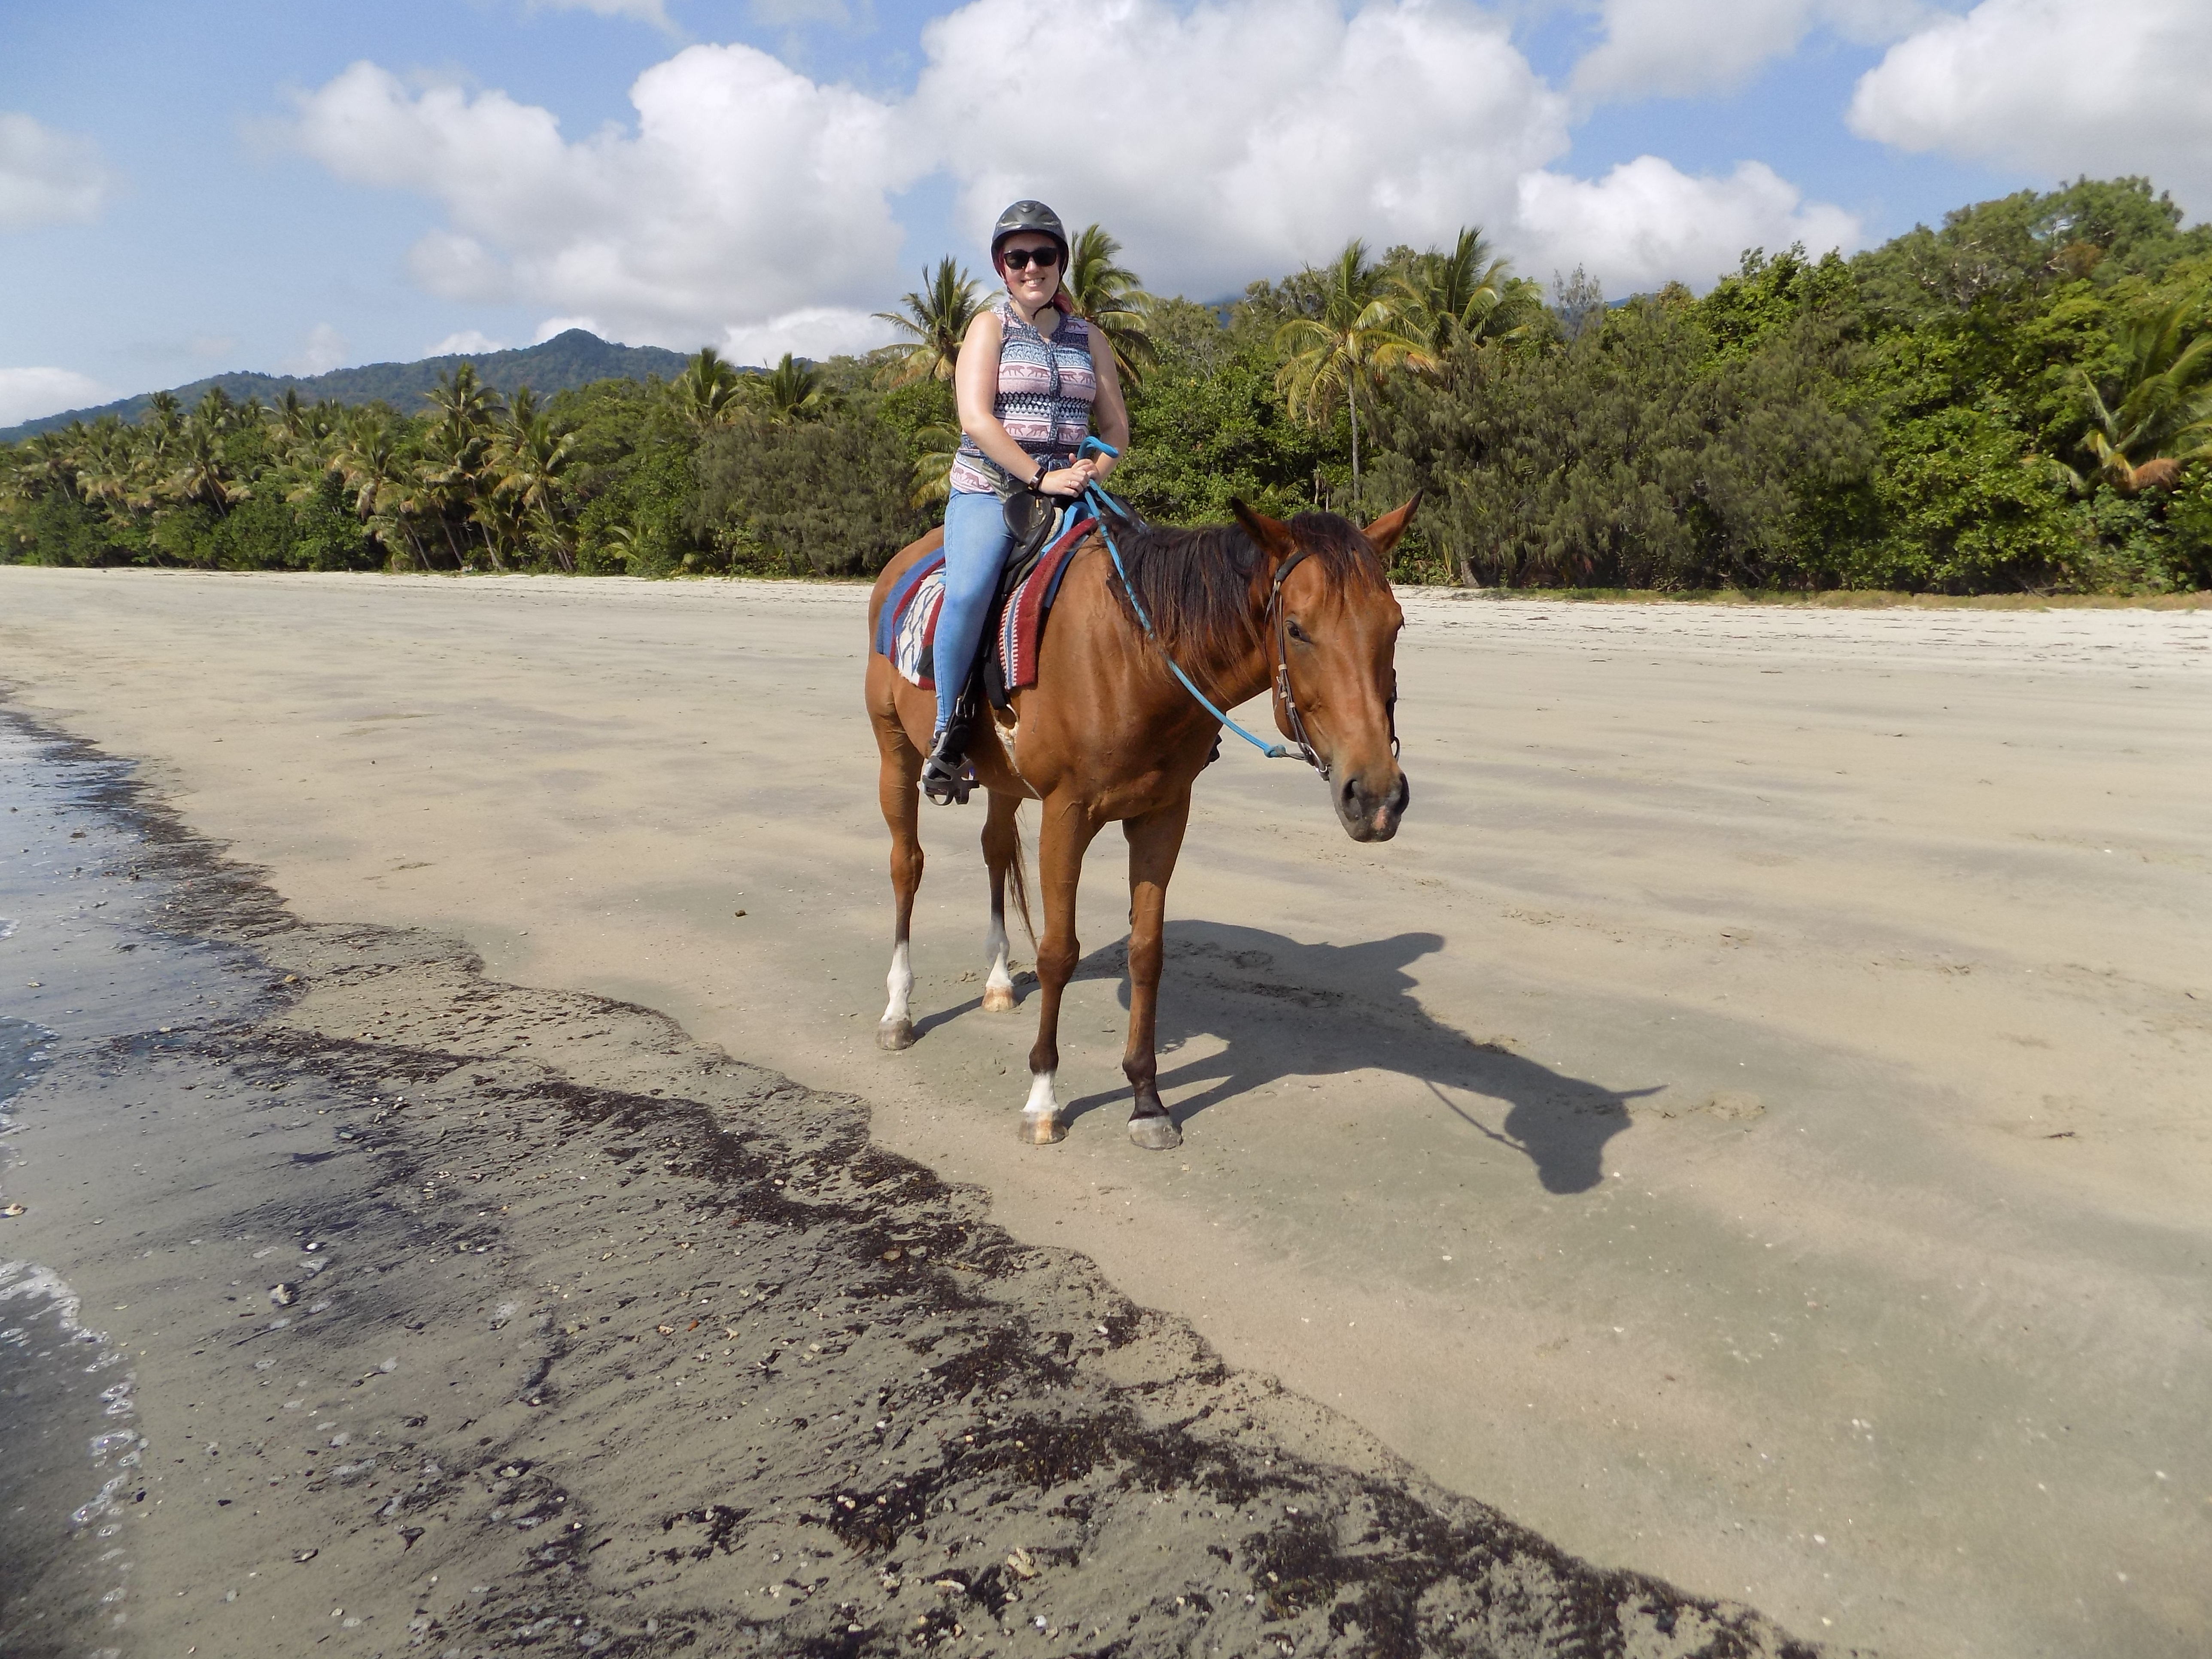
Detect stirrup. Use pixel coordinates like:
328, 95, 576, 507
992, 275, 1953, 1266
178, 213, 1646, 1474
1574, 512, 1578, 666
921, 731, 973, 806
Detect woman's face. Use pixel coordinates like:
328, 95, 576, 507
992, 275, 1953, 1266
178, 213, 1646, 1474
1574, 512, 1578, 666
999, 237, 1063, 308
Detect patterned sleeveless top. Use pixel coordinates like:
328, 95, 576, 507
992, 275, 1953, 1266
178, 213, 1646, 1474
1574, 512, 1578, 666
949, 302, 1097, 496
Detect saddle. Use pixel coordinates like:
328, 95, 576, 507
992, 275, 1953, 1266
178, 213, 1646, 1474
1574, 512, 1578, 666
875, 497, 1095, 708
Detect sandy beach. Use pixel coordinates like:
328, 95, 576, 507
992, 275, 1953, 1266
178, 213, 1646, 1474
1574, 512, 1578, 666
3, 566, 2209, 1657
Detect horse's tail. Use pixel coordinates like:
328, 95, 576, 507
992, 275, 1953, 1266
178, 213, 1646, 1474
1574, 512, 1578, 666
1008, 804, 1036, 947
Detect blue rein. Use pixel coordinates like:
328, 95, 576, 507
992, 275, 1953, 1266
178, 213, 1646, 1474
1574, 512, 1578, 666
1073, 438, 1294, 763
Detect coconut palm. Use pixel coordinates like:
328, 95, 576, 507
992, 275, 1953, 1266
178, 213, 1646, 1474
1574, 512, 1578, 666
420, 363, 504, 566
907, 423, 963, 507
2066, 300, 2212, 492
143, 390, 183, 441
1274, 240, 1424, 512
19, 430, 84, 501
1392, 227, 1519, 368
193, 386, 239, 433
164, 416, 248, 514
333, 408, 430, 570
873, 258, 984, 386
755, 352, 826, 423
1062, 224, 1157, 387
489, 387, 578, 570
671, 346, 746, 429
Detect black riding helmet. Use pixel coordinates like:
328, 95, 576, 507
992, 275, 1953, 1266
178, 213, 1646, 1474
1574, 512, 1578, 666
991, 199, 1069, 267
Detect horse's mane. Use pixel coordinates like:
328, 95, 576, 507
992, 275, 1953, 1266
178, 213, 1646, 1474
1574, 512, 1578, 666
1100, 510, 1389, 666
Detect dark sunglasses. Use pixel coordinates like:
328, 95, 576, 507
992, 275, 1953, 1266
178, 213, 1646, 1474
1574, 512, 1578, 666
1000, 245, 1061, 270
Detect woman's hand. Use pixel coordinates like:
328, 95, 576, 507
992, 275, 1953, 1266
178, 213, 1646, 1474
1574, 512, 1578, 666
1039, 459, 1097, 498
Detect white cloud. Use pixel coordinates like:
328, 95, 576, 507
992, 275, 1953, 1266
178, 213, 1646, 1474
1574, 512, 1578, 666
1849, 0, 2212, 212
911, 0, 1570, 299
1571, 0, 1926, 102
524, 0, 678, 31
1517, 158, 1863, 294
720, 306, 895, 365
430, 330, 510, 356
0, 367, 110, 427
289, 52, 914, 350
283, 322, 352, 377
0, 112, 117, 231
283, 1, 1857, 347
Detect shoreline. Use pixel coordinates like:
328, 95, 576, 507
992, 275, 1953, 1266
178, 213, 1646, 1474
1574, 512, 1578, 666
18, 561, 2210, 609
0, 710, 1811, 1658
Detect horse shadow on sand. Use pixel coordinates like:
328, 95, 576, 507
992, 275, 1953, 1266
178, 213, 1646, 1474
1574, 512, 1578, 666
1045, 921, 1659, 1195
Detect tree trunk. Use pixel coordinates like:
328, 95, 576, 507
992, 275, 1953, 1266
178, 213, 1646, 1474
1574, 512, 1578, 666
1348, 380, 1361, 517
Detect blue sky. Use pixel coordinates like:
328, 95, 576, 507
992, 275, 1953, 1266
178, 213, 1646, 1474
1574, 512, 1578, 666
2, 0, 2203, 424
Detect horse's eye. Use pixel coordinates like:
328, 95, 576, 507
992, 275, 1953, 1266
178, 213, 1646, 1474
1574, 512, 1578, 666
1286, 619, 1310, 644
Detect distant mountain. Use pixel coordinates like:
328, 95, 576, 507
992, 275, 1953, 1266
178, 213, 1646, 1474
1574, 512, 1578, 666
0, 330, 694, 442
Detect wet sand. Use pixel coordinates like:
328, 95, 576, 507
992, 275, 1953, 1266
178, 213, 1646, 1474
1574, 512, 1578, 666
3, 566, 2209, 1656
0, 714, 1800, 1659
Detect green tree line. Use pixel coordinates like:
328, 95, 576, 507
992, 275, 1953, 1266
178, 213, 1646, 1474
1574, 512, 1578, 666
6, 182, 2209, 592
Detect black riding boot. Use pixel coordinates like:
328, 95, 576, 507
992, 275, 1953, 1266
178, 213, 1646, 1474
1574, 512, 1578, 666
920, 714, 975, 806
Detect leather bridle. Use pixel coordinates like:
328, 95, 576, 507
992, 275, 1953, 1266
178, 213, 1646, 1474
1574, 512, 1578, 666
1267, 548, 1400, 784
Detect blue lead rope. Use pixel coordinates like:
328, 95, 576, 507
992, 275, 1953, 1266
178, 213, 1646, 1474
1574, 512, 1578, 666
1074, 438, 1292, 762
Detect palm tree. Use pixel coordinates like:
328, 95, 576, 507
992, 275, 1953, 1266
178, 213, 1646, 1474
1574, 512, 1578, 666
165, 416, 247, 514
671, 346, 745, 429
488, 387, 578, 570
420, 363, 504, 567
20, 430, 84, 501
754, 352, 826, 423
333, 408, 430, 570
1062, 224, 1156, 387
2065, 300, 2212, 492
193, 386, 238, 433
1392, 227, 1519, 368
873, 258, 984, 386
908, 423, 963, 507
144, 390, 183, 440
1274, 240, 1423, 512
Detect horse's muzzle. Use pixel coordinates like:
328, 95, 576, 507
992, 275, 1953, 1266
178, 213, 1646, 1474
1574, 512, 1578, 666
1335, 765, 1410, 843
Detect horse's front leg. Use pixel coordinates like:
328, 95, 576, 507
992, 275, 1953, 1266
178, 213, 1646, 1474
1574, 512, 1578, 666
1121, 795, 1191, 1150
1021, 795, 1100, 1145
980, 788, 1024, 1013
873, 700, 925, 1051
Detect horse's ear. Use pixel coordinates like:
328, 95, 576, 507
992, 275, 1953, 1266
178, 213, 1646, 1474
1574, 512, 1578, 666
1363, 493, 1422, 559
1231, 498, 1299, 559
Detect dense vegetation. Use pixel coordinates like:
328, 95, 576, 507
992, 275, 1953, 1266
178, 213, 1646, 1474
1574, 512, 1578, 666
6, 179, 2208, 593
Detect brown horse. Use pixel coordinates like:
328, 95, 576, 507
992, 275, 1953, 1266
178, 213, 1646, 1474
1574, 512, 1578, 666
863, 498, 1416, 1149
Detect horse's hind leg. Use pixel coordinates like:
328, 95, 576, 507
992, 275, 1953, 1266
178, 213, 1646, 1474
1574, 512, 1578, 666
981, 790, 1025, 1013
874, 697, 925, 1051
1122, 795, 1191, 1151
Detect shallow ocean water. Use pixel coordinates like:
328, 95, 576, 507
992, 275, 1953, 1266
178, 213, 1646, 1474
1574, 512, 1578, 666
0, 717, 262, 1659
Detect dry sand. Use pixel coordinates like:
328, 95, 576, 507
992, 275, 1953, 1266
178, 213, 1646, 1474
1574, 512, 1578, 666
2, 567, 2209, 1657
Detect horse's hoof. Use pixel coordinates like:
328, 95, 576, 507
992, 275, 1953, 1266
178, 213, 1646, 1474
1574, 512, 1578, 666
1019, 1113, 1066, 1146
1127, 1114, 1182, 1151
876, 1018, 915, 1052
981, 984, 1017, 1013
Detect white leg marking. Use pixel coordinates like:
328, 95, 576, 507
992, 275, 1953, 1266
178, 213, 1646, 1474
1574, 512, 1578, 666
982, 911, 1015, 1012
1019, 1070, 1063, 1143
878, 941, 915, 1050
882, 940, 913, 1025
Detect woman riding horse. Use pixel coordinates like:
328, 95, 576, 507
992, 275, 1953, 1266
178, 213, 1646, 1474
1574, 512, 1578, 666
921, 199, 1130, 805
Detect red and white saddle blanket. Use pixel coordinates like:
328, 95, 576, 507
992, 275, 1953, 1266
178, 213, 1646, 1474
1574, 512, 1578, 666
875, 515, 1092, 693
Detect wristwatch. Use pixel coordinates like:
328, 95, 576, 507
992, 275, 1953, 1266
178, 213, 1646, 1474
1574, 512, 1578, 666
1030, 457, 1051, 490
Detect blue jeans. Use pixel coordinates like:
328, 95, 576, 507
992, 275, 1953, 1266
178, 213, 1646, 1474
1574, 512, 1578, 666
933, 489, 1013, 734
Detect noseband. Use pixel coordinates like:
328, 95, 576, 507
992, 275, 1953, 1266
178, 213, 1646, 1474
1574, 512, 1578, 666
1267, 547, 1401, 784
